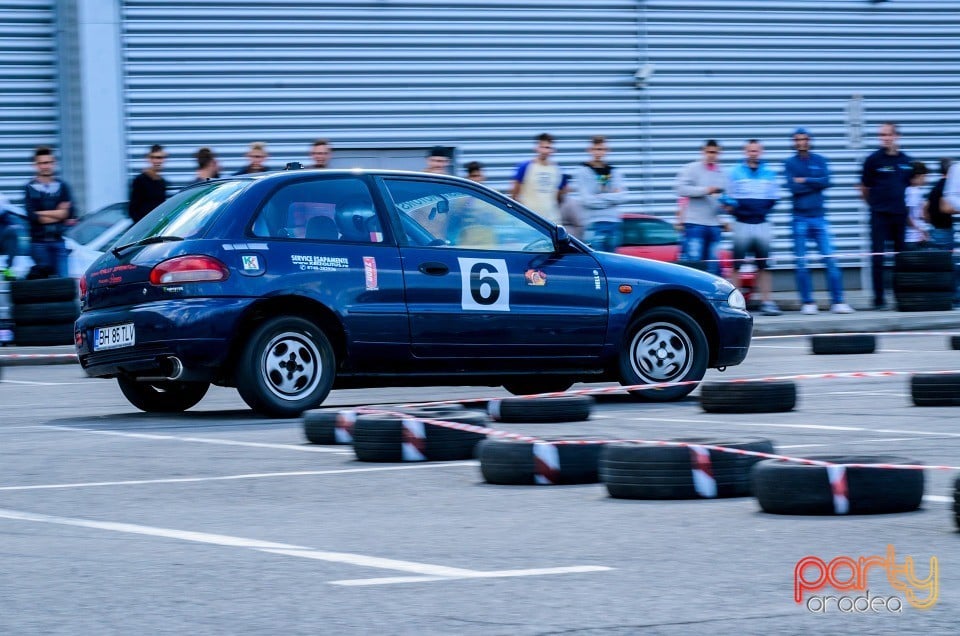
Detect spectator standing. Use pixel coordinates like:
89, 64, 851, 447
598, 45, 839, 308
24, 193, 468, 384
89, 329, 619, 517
464, 160, 485, 183
938, 158, 960, 306
784, 128, 854, 315
1, 193, 25, 280
727, 139, 781, 316
860, 122, 914, 310
234, 141, 272, 175
309, 139, 332, 169
904, 160, 930, 250
575, 135, 627, 252
674, 140, 727, 275
424, 146, 451, 174
191, 147, 220, 184
128, 144, 169, 223
23, 146, 73, 278
510, 133, 565, 224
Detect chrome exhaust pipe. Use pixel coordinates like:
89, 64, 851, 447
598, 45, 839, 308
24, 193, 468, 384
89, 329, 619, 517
138, 356, 184, 382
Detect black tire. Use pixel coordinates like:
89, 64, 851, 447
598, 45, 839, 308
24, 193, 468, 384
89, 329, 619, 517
894, 291, 953, 312
699, 380, 797, 413
951, 335, 960, 351
478, 436, 606, 485
893, 271, 954, 292
600, 438, 774, 499
302, 409, 355, 444
753, 455, 924, 515
487, 395, 593, 423
953, 475, 960, 531
352, 412, 488, 462
810, 334, 876, 355
10, 277, 78, 303
117, 377, 210, 413
619, 307, 708, 401
502, 378, 574, 396
402, 403, 466, 415
894, 250, 954, 273
236, 316, 335, 418
13, 301, 80, 325
13, 322, 75, 346
911, 373, 960, 407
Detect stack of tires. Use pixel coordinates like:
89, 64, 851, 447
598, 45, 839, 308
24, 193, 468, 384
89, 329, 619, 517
10, 278, 79, 346
894, 251, 954, 311
0, 279, 14, 345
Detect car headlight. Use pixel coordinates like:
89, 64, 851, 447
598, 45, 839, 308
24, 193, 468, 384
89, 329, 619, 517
727, 288, 746, 310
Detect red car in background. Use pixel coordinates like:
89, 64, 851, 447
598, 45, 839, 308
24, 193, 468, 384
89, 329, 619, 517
614, 213, 755, 302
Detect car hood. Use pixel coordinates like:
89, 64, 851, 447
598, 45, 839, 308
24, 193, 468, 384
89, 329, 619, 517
592, 250, 735, 300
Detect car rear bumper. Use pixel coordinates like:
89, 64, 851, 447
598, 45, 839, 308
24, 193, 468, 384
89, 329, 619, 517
75, 298, 252, 380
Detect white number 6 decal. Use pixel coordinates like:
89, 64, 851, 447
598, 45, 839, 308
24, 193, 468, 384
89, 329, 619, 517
458, 257, 510, 312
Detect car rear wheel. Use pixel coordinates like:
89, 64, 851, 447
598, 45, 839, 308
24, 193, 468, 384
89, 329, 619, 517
618, 307, 708, 401
236, 316, 335, 418
117, 377, 210, 413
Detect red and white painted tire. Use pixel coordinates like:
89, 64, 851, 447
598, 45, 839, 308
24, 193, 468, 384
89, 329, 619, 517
478, 436, 606, 485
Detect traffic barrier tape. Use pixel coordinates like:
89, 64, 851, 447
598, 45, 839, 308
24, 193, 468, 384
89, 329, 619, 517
826, 464, 850, 514
334, 410, 355, 444
689, 445, 717, 498
401, 418, 427, 462
533, 442, 561, 485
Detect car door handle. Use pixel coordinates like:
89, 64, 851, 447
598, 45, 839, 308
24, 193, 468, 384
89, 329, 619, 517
418, 262, 449, 276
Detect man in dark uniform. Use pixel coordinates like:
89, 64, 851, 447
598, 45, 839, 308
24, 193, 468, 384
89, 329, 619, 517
23, 146, 74, 278
860, 122, 914, 310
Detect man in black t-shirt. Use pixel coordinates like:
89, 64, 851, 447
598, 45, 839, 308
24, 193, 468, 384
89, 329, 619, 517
860, 122, 914, 310
128, 144, 169, 223
23, 146, 73, 278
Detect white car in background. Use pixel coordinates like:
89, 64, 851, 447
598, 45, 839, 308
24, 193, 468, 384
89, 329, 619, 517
2, 199, 131, 279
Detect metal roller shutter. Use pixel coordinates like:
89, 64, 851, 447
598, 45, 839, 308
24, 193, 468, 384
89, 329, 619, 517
642, 0, 960, 268
0, 0, 58, 203
121, 1, 643, 195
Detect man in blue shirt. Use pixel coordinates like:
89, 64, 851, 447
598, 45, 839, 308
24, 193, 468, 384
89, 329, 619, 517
784, 128, 853, 314
860, 122, 914, 310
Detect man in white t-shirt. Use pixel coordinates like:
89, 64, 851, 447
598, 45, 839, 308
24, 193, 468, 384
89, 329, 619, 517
510, 133, 565, 224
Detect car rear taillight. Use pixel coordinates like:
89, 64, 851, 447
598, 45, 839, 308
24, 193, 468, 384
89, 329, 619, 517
78, 275, 87, 299
149, 256, 229, 285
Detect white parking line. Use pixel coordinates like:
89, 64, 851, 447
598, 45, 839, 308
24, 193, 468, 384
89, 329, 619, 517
0, 380, 87, 386
925, 495, 952, 504
42, 424, 350, 454
0, 462, 478, 491
0, 507, 611, 586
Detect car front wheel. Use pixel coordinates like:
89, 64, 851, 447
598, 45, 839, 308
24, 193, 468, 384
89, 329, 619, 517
618, 307, 708, 401
236, 316, 335, 418
117, 378, 210, 413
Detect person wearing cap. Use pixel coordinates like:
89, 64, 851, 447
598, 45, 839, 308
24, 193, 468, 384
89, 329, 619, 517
128, 144, 169, 223
424, 146, 451, 174
784, 128, 854, 315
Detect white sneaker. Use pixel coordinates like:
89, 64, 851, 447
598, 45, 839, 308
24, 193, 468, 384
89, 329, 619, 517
800, 303, 819, 315
831, 303, 855, 314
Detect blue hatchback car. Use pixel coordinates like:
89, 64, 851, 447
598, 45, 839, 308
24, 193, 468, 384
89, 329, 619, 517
75, 170, 752, 417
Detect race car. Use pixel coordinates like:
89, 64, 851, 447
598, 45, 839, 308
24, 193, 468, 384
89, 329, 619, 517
75, 169, 752, 417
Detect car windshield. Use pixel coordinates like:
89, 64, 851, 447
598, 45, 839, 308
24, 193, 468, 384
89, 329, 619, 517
621, 218, 679, 246
65, 203, 128, 246
112, 181, 249, 246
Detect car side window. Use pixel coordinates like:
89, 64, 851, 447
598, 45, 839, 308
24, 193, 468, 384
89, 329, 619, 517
382, 178, 552, 252
251, 178, 384, 243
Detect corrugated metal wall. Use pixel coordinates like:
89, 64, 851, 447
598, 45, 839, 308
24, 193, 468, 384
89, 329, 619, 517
0, 0, 58, 203
121, 1, 644, 193
642, 0, 960, 267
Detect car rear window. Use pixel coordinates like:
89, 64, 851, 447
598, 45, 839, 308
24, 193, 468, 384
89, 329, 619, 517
621, 218, 679, 246
112, 181, 248, 245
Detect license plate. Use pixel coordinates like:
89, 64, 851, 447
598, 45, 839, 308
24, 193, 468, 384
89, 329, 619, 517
93, 323, 135, 351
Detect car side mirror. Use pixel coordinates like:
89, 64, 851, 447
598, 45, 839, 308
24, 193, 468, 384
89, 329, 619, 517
554, 225, 571, 250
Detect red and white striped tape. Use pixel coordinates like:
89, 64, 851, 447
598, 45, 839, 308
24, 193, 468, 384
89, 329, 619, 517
826, 464, 849, 514
533, 442, 561, 485
334, 410, 355, 444
688, 445, 717, 498
401, 418, 427, 462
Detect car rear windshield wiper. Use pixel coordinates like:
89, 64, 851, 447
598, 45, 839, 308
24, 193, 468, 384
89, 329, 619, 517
112, 235, 185, 257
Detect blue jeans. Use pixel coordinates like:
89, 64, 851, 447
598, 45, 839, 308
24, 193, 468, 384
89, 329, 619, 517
31, 239, 70, 277
682, 223, 722, 275
584, 221, 622, 253
929, 228, 959, 303
792, 215, 844, 305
